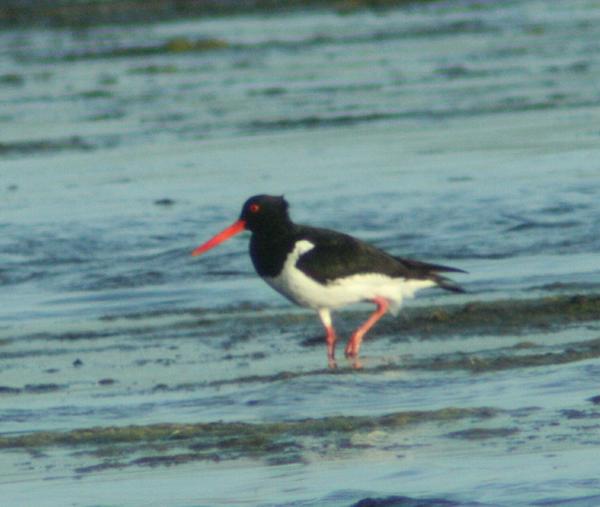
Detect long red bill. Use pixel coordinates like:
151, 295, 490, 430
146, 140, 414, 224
192, 219, 246, 256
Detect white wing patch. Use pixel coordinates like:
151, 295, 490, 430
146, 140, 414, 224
291, 239, 316, 257
263, 239, 435, 313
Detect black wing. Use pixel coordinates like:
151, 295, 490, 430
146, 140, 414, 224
294, 225, 465, 293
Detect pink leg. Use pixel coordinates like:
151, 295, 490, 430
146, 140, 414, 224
318, 309, 337, 368
345, 297, 389, 358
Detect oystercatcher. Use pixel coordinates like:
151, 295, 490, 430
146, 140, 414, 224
192, 195, 465, 366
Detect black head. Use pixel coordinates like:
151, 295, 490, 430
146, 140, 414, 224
192, 194, 292, 257
240, 194, 291, 233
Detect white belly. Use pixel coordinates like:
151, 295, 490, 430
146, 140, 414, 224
263, 240, 435, 314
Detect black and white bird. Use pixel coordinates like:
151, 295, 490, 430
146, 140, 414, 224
193, 195, 465, 367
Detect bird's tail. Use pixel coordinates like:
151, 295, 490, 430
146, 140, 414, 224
433, 274, 466, 293
395, 256, 466, 293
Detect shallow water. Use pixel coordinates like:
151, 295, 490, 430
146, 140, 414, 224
2, 0, 600, 505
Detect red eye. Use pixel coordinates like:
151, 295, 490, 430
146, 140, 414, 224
249, 203, 260, 213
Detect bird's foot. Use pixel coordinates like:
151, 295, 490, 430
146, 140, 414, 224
345, 344, 362, 370
350, 357, 363, 370
344, 343, 360, 359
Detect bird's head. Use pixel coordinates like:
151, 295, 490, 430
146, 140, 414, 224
192, 194, 290, 256
239, 194, 289, 233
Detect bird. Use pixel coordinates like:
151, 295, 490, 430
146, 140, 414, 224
192, 194, 465, 367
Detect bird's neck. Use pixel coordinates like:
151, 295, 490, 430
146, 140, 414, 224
249, 221, 296, 278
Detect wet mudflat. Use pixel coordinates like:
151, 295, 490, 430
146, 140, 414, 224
2, 0, 600, 505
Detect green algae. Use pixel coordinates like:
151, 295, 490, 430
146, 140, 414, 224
0, 406, 500, 475
446, 427, 520, 440
0, 407, 497, 455
165, 37, 228, 52
76, 89, 114, 99
422, 336, 600, 373
0, 73, 24, 86
130, 65, 179, 75
379, 294, 600, 339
